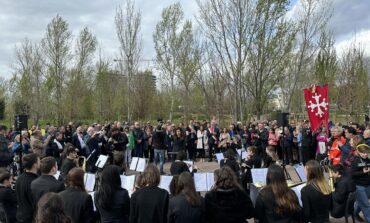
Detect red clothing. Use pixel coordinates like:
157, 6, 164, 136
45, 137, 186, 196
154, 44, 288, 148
329, 136, 346, 165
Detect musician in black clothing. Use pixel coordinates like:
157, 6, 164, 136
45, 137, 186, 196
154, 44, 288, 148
60, 144, 78, 181
330, 164, 355, 218
170, 151, 190, 175
15, 153, 40, 223
220, 149, 240, 177
0, 170, 17, 223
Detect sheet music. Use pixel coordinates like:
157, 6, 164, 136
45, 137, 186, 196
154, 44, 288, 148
136, 158, 146, 172
237, 149, 248, 159
130, 157, 139, 170
295, 165, 307, 182
120, 175, 136, 196
251, 168, 268, 185
184, 160, 193, 172
95, 155, 108, 168
194, 173, 208, 192
85, 173, 96, 192
215, 153, 224, 163
88, 191, 96, 211
54, 171, 60, 180
159, 175, 173, 193
206, 172, 215, 191
291, 183, 306, 207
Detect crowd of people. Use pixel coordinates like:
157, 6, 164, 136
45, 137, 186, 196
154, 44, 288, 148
0, 117, 368, 222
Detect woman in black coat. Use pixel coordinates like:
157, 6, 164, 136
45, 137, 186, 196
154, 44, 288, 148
205, 166, 253, 223
255, 164, 301, 223
301, 160, 332, 223
172, 128, 186, 154
59, 167, 95, 223
95, 165, 130, 223
130, 164, 169, 223
168, 172, 205, 223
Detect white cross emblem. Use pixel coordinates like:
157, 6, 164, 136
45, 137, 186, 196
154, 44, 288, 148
307, 93, 328, 118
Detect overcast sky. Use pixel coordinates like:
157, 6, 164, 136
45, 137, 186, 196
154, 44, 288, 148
1, 0, 370, 79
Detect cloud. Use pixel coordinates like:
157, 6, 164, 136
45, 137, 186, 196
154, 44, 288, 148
0, 0, 198, 78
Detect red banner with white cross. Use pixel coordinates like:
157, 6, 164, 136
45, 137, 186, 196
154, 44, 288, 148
304, 84, 329, 133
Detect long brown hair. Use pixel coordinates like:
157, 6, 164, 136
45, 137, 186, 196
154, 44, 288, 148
264, 164, 300, 214
305, 160, 331, 195
213, 166, 242, 190
66, 168, 86, 192
138, 164, 160, 188
35, 192, 71, 223
176, 172, 201, 206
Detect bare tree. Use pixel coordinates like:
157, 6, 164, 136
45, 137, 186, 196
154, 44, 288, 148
153, 2, 184, 121
41, 15, 72, 125
197, 0, 258, 121
115, 0, 142, 123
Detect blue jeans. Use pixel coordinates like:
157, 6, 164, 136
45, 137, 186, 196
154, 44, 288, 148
154, 149, 165, 174
355, 185, 370, 222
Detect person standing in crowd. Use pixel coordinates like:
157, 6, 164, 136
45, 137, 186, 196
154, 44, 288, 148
144, 125, 154, 162
16, 153, 40, 223
330, 164, 355, 218
124, 126, 133, 168
0, 169, 17, 223
35, 192, 71, 223
165, 124, 174, 161
31, 130, 52, 158
301, 160, 332, 223
196, 125, 206, 162
170, 151, 191, 176
31, 156, 65, 205
133, 122, 145, 158
185, 124, 197, 161
95, 165, 130, 222
268, 128, 278, 152
0, 125, 12, 168
315, 126, 328, 161
329, 126, 346, 165
241, 125, 251, 149
65, 124, 74, 144
363, 129, 370, 146
152, 123, 166, 175
173, 128, 186, 161
219, 127, 231, 153
59, 168, 95, 223
255, 122, 269, 158
48, 131, 65, 166
168, 172, 205, 223
340, 126, 356, 164
207, 121, 219, 162
351, 144, 370, 223
109, 126, 128, 169
72, 126, 87, 157
281, 127, 294, 165
205, 166, 253, 223
255, 164, 301, 223
301, 121, 313, 165
130, 164, 169, 223
60, 144, 78, 181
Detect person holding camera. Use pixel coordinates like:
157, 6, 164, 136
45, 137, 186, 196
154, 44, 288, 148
351, 143, 370, 222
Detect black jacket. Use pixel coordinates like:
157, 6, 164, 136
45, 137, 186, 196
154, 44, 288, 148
130, 186, 169, 223
351, 156, 370, 186
331, 175, 355, 218
59, 187, 95, 223
30, 174, 65, 205
0, 186, 17, 223
152, 128, 166, 150
220, 159, 240, 176
95, 188, 130, 223
255, 187, 302, 223
15, 171, 38, 223
170, 161, 190, 176
205, 188, 253, 223
301, 184, 331, 223
172, 137, 185, 152
168, 194, 205, 223
60, 158, 76, 180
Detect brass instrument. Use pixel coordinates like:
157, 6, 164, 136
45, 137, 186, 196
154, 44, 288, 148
76, 156, 87, 171
328, 168, 335, 192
